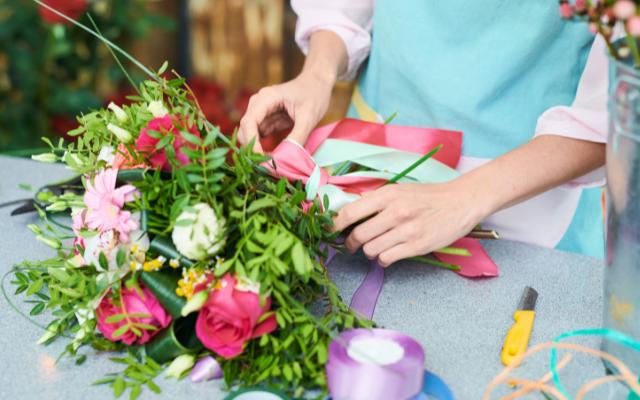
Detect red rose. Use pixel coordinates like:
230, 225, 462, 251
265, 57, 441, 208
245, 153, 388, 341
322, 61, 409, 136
195, 274, 277, 359
38, 0, 88, 25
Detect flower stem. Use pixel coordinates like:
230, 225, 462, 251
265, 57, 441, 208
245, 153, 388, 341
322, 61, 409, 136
598, 23, 620, 62
410, 256, 462, 271
625, 28, 640, 68
433, 246, 471, 257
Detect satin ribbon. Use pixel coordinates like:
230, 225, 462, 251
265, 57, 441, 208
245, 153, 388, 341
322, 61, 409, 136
326, 328, 425, 400
223, 388, 290, 399
189, 356, 223, 382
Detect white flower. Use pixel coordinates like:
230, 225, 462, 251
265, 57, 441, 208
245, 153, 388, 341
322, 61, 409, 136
235, 276, 260, 294
97, 146, 115, 165
31, 153, 57, 163
172, 203, 226, 261
147, 100, 168, 118
83, 213, 149, 270
107, 102, 128, 122
166, 354, 196, 378
107, 123, 132, 143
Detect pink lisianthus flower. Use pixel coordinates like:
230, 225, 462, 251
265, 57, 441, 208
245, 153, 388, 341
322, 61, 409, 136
135, 115, 200, 171
195, 274, 277, 359
83, 168, 138, 242
96, 284, 172, 345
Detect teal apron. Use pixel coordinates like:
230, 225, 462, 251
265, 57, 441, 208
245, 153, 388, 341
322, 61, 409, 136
349, 0, 604, 258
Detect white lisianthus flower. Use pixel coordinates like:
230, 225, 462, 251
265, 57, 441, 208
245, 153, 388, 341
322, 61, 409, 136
166, 354, 196, 378
107, 102, 128, 122
147, 100, 168, 118
97, 146, 115, 165
31, 153, 57, 163
172, 203, 226, 261
107, 123, 132, 143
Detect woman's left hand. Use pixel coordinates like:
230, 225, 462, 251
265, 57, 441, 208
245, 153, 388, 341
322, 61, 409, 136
332, 181, 488, 267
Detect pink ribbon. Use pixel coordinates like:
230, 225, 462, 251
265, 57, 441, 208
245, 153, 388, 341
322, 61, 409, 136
268, 119, 499, 283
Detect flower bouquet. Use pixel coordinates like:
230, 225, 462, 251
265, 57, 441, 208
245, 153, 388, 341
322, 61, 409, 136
9, 67, 379, 398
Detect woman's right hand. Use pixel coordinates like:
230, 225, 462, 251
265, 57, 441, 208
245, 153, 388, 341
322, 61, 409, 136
238, 70, 335, 152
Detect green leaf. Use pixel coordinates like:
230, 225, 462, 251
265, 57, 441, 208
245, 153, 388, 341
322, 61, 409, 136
27, 279, 44, 296
113, 376, 125, 398
158, 60, 169, 75
283, 364, 293, 382
112, 324, 131, 339
30, 302, 45, 316
129, 384, 141, 400
116, 249, 126, 267
146, 380, 161, 393
98, 252, 109, 270
291, 242, 311, 278
105, 313, 129, 324
93, 377, 117, 385
247, 198, 276, 214
180, 131, 202, 146
47, 267, 70, 283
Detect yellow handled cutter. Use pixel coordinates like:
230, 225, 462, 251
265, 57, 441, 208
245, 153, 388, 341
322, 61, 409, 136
501, 286, 538, 366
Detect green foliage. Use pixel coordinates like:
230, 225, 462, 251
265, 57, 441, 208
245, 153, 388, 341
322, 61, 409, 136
0, 0, 174, 152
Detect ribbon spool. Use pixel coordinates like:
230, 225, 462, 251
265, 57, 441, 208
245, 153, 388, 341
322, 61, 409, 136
326, 328, 426, 400
223, 387, 290, 400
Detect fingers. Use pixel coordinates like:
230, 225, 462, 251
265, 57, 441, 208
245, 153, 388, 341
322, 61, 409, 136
333, 190, 389, 232
239, 88, 279, 152
288, 106, 314, 146
361, 223, 413, 260
378, 242, 421, 267
344, 209, 396, 253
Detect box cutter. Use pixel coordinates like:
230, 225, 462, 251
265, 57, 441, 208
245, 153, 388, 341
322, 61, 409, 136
501, 286, 538, 366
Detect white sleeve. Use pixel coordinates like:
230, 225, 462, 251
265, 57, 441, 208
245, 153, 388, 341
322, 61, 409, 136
534, 34, 609, 187
291, 0, 374, 81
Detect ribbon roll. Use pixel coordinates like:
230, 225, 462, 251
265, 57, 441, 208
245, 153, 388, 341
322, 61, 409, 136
326, 328, 425, 400
223, 388, 290, 400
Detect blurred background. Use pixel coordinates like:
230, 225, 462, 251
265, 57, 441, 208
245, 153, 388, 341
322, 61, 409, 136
0, 0, 354, 154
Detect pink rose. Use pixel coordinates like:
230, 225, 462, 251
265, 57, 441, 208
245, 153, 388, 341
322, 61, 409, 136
196, 274, 277, 359
135, 115, 200, 171
96, 284, 172, 345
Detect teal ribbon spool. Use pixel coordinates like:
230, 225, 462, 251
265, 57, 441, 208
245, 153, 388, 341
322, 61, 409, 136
223, 387, 290, 400
145, 314, 202, 364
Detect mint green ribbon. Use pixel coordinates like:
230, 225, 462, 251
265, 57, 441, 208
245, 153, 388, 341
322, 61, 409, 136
308, 139, 460, 211
550, 328, 640, 399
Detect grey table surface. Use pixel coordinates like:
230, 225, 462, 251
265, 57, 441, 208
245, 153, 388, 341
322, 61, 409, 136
0, 156, 625, 400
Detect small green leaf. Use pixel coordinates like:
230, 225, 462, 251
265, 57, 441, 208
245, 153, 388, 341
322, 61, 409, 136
247, 198, 276, 213
112, 376, 125, 398
30, 302, 45, 316
129, 384, 142, 400
116, 249, 126, 267
112, 324, 131, 339
180, 131, 202, 146
98, 252, 109, 270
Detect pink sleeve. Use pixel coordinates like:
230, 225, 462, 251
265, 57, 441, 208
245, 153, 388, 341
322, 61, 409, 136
534, 34, 609, 187
291, 0, 374, 81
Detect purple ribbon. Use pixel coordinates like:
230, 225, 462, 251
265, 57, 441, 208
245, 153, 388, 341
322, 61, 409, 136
321, 241, 384, 320
326, 328, 425, 400
349, 261, 385, 319
188, 356, 223, 382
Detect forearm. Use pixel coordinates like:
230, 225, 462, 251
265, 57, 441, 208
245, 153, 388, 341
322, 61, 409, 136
459, 135, 606, 219
300, 30, 348, 87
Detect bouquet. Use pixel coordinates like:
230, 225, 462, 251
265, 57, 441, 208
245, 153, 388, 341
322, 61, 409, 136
10, 68, 376, 398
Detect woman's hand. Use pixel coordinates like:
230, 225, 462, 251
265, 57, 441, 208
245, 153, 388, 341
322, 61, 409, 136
238, 30, 348, 152
332, 181, 489, 267
238, 71, 334, 152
